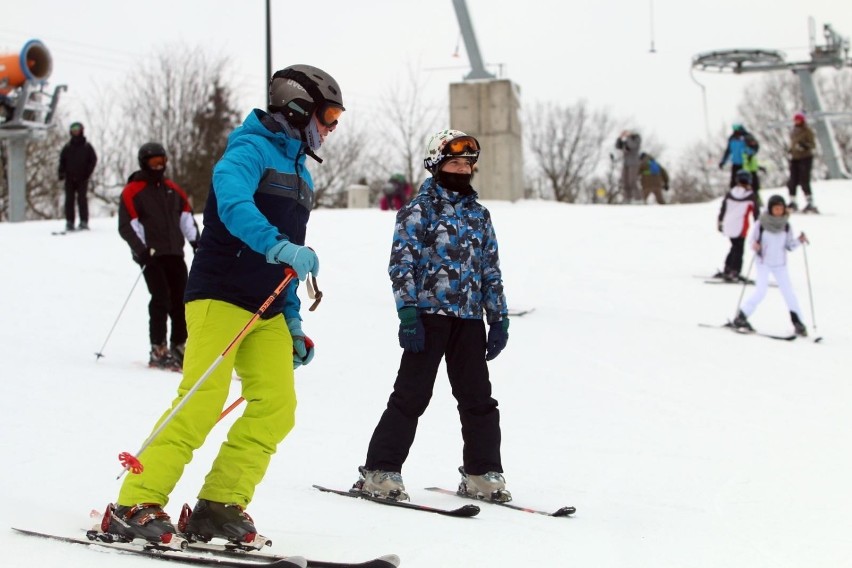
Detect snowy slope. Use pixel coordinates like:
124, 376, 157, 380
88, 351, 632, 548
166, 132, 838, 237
1, 181, 851, 568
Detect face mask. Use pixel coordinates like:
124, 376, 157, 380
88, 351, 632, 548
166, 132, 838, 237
304, 118, 323, 151
437, 171, 473, 195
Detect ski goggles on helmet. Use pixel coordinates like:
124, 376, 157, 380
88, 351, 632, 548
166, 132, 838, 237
444, 135, 480, 157
147, 155, 167, 169
317, 102, 344, 128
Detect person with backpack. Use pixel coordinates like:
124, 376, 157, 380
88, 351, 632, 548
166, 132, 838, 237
118, 142, 199, 370
638, 152, 669, 204
716, 170, 760, 282
353, 129, 512, 504
719, 124, 758, 188
732, 194, 809, 336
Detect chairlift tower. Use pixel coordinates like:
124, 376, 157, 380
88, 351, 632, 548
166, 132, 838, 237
691, 20, 851, 179
0, 39, 66, 222
449, 0, 523, 201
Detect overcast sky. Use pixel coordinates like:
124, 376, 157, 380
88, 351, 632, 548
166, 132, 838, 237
2, 0, 851, 162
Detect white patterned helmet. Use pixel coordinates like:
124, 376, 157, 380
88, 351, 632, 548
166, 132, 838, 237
423, 129, 480, 172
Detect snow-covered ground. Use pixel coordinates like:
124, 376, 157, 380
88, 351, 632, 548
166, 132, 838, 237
1, 181, 850, 568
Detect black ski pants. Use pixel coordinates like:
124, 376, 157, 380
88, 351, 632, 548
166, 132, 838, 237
787, 157, 813, 198
142, 255, 188, 347
64, 178, 89, 226
365, 314, 503, 476
724, 237, 746, 276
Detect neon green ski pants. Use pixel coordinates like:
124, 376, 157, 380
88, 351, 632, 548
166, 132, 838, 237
118, 299, 296, 508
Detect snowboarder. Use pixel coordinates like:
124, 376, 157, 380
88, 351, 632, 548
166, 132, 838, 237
58, 122, 97, 231
118, 142, 199, 370
717, 170, 759, 282
732, 194, 809, 336
354, 129, 512, 504
786, 112, 818, 213
103, 64, 344, 546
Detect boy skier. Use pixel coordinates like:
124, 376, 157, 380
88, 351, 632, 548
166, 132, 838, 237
717, 170, 759, 282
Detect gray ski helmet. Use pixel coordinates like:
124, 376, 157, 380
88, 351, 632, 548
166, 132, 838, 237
735, 170, 752, 185
138, 142, 166, 169
767, 194, 787, 211
268, 64, 344, 129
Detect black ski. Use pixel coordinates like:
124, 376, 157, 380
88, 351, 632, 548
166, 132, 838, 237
507, 307, 536, 317
11, 527, 304, 567
698, 322, 796, 341
186, 543, 400, 568
312, 484, 479, 518
424, 487, 575, 517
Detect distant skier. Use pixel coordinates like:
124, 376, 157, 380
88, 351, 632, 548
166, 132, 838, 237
58, 122, 97, 231
354, 129, 512, 504
719, 124, 758, 188
732, 194, 809, 336
716, 170, 759, 282
118, 142, 199, 370
615, 130, 642, 203
786, 112, 818, 213
379, 173, 412, 211
637, 152, 669, 205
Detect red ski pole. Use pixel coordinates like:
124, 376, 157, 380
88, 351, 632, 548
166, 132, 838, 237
117, 268, 297, 479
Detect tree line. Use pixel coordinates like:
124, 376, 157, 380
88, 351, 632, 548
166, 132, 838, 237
1, 45, 850, 221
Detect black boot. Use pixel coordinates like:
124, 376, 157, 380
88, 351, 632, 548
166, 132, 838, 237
180, 499, 270, 549
101, 503, 181, 547
732, 311, 754, 331
790, 312, 808, 337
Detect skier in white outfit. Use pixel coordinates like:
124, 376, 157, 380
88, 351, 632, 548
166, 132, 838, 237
733, 195, 809, 336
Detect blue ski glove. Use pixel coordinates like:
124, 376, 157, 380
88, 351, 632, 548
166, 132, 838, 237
266, 239, 319, 281
485, 318, 510, 361
398, 307, 425, 353
286, 317, 315, 369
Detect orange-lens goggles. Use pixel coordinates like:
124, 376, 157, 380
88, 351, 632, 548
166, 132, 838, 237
446, 136, 480, 155
318, 104, 344, 127
147, 155, 167, 168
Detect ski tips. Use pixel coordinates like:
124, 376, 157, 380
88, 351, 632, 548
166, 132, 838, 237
379, 554, 402, 567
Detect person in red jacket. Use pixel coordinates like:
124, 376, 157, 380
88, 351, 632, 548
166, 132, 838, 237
118, 142, 199, 369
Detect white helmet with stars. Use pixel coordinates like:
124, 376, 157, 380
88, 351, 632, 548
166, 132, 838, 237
423, 129, 480, 172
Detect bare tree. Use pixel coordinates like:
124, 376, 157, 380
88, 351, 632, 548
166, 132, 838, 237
525, 100, 616, 203
89, 45, 241, 213
306, 119, 370, 208
819, 68, 852, 172
0, 121, 66, 221
667, 139, 725, 204
378, 64, 443, 191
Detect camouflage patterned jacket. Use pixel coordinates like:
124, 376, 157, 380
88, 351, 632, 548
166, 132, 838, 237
388, 177, 508, 324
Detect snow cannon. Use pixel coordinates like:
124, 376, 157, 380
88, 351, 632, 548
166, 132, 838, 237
0, 40, 52, 95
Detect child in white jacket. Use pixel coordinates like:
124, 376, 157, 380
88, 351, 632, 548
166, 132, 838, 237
717, 170, 759, 281
733, 194, 809, 336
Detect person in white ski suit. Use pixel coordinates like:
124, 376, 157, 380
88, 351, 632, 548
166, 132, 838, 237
733, 195, 809, 336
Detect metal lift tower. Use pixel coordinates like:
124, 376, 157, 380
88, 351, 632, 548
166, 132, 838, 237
449, 0, 523, 201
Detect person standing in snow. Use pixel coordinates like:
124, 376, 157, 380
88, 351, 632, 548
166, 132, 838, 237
379, 173, 412, 211
103, 65, 343, 548
732, 194, 809, 337
58, 121, 97, 231
637, 152, 669, 205
354, 129, 512, 504
716, 170, 759, 282
615, 130, 642, 203
786, 112, 818, 213
719, 124, 758, 188
118, 142, 199, 370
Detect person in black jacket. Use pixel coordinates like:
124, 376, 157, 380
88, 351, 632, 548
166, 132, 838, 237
118, 142, 199, 369
58, 122, 98, 231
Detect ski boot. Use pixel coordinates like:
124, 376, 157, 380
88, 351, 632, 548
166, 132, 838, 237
787, 200, 799, 212
78, 222, 90, 230
352, 466, 409, 501
179, 499, 271, 550
97, 503, 185, 550
149, 343, 181, 371
722, 271, 739, 283
457, 466, 512, 503
169, 342, 186, 366
801, 199, 820, 214
791, 311, 808, 337
731, 310, 754, 332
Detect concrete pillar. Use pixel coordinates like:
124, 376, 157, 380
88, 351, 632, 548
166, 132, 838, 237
449, 79, 523, 201
4, 136, 28, 222
346, 183, 371, 209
